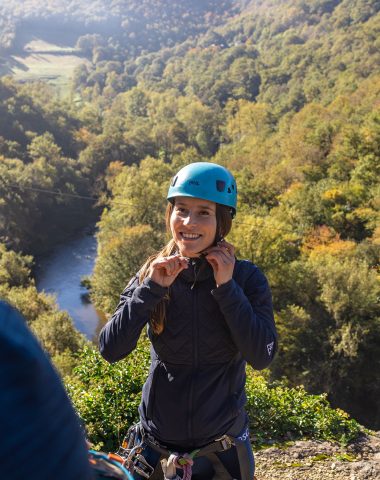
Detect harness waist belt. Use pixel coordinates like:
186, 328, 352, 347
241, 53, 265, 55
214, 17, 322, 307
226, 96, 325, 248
143, 433, 235, 458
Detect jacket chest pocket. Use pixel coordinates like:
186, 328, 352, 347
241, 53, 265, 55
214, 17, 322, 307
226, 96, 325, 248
152, 314, 193, 364
199, 304, 237, 362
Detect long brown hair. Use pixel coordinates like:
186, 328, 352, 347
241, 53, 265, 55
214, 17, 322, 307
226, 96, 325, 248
138, 201, 233, 335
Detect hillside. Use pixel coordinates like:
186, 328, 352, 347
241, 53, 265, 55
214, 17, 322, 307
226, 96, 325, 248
0, 0, 241, 93
0, 0, 379, 458
2, 1, 379, 114
0, 77, 99, 253
0, 0, 238, 56
79, 0, 380, 113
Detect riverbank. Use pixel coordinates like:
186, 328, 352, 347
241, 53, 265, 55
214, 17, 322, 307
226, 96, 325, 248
254, 432, 380, 480
34, 225, 106, 340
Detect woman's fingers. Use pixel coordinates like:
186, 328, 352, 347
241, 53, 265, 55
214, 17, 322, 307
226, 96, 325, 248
206, 248, 234, 264
206, 250, 231, 266
149, 255, 188, 287
153, 255, 188, 276
205, 242, 235, 287
218, 239, 235, 257
205, 240, 235, 258
167, 255, 188, 275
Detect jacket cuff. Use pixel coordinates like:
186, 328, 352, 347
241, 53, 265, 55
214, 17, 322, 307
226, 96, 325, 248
131, 277, 168, 308
144, 277, 168, 296
211, 279, 236, 302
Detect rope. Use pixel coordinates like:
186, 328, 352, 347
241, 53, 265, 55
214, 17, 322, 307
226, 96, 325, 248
161, 450, 199, 480
5, 182, 304, 234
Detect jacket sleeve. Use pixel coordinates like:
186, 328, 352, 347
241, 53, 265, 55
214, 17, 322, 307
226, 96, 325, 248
211, 262, 277, 370
99, 275, 167, 363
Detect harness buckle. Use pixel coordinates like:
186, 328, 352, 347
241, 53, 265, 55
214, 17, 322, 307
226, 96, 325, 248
133, 454, 155, 478
215, 434, 234, 451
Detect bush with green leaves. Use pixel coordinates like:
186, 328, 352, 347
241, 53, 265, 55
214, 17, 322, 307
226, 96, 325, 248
66, 339, 151, 451
66, 339, 363, 451
245, 373, 362, 447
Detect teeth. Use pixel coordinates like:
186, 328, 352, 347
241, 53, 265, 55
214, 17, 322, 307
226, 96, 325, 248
182, 233, 201, 239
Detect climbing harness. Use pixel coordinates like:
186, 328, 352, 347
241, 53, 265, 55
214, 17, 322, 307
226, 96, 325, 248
115, 422, 252, 479
116, 423, 156, 478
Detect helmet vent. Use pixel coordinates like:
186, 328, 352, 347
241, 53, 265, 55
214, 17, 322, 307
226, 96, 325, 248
216, 180, 225, 192
171, 176, 178, 187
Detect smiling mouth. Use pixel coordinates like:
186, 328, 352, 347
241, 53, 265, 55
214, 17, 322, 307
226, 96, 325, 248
181, 233, 202, 240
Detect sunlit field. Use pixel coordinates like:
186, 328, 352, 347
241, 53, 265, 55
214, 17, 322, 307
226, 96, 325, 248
11, 39, 90, 97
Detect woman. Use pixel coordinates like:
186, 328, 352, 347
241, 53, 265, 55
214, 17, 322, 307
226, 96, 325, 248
99, 162, 277, 479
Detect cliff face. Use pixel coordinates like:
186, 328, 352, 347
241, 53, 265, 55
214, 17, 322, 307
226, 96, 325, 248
254, 433, 380, 480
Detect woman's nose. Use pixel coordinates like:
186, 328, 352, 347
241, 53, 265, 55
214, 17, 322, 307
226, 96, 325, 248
183, 212, 196, 225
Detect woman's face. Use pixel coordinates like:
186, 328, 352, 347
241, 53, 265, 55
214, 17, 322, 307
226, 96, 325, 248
170, 196, 217, 258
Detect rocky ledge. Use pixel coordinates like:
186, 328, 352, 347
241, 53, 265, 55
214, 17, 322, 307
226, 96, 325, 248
254, 432, 380, 480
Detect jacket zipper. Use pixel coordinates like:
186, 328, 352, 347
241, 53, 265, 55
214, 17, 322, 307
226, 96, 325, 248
188, 261, 199, 443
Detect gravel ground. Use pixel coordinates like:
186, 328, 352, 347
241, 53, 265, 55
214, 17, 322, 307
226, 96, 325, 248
148, 432, 380, 479
254, 432, 380, 480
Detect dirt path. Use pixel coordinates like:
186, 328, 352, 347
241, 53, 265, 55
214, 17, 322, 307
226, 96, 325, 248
254, 433, 380, 480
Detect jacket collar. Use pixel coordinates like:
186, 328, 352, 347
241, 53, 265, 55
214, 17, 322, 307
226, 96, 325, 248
179, 255, 214, 286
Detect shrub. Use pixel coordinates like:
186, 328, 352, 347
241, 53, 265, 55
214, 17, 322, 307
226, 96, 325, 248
245, 372, 362, 446
66, 339, 362, 451
66, 339, 150, 450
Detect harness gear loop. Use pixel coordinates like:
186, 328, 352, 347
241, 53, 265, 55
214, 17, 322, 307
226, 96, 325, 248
116, 423, 155, 478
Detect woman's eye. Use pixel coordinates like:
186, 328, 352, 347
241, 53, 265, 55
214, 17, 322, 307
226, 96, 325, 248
200, 211, 209, 216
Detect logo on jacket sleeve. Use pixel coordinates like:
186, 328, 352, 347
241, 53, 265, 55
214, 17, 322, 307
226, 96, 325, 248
237, 426, 250, 442
267, 342, 274, 357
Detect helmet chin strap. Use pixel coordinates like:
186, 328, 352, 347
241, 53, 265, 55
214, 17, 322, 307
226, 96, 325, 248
176, 236, 224, 258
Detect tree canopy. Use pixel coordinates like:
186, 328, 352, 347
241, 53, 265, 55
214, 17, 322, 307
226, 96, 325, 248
1, 0, 379, 434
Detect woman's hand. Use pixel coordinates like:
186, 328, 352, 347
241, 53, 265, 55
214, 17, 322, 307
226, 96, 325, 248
205, 240, 235, 287
148, 254, 189, 287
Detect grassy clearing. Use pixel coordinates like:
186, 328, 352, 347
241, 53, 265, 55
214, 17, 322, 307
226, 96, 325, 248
10, 38, 90, 98
23, 39, 79, 54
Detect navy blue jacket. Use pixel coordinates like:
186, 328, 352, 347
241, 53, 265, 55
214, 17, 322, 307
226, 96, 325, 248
0, 300, 92, 480
99, 257, 277, 448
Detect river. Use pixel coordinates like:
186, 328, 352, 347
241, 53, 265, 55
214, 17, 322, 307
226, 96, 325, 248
34, 227, 106, 341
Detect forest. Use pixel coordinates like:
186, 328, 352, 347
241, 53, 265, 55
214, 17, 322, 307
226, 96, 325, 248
0, 0, 379, 451
0, 1, 237, 60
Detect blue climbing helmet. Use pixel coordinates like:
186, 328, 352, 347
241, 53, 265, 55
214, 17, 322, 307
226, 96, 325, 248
167, 162, 237, 217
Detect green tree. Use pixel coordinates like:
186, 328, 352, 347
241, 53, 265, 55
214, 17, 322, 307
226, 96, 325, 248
0, 243, 32, 287
272, 250, 380, 428
92, 224, 161, 312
